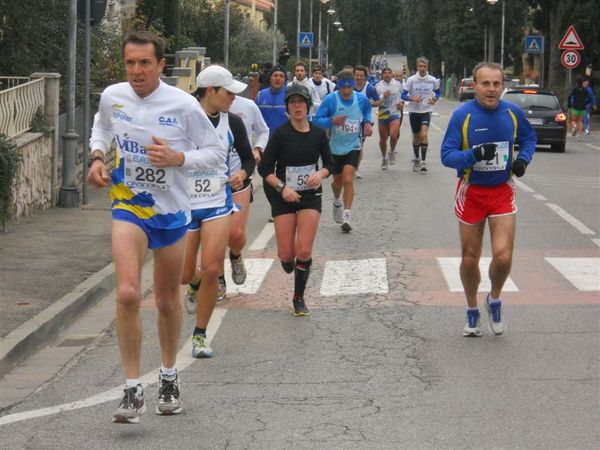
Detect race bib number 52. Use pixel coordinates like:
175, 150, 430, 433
187, 169, 221, 199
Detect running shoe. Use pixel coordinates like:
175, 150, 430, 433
112, 384, 146, 424
355, 170, 363, 179
341, 210, 352, 233
462, 309, 482, 337
333, 201, 343, 224
292, 296, 310, 317
419, 161, 428, 173
230, 255, 247, 285
191, 334, 213, 358
389, 150, 397, 165
412, 158, 421, 172
217, 275, 227, 301
484, 294, 506, 335
184, 284, 197, 315
381, 157, 388, 170
585, 129, 590, 135
571, 127, 577, 137
156, 372, 182, 415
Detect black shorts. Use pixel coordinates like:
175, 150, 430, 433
265, 186, 322, 217
409, 112, 431, 134
332, 150, 361, 175
232, 179, 254, 203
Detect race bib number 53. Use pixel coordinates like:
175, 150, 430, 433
286, 164, 316, 191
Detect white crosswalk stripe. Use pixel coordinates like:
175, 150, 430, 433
224, 258, 274, 294
319, 258, 388, 296
436, 257, 519, 292
545, 258, 600, 291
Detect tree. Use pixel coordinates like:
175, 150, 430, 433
230, 22, 285, 71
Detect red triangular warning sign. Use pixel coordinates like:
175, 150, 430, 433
558, 25, 584, 50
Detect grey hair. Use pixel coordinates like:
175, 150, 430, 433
472, 62, 504, 82
416, 56, 429, 66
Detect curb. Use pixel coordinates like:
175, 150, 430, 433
0, 263, 116, 380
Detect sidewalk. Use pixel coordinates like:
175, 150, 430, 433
0, 187, 114, 378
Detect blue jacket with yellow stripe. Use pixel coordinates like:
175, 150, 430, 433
441, 99, 536, 186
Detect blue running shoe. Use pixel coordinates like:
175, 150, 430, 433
463, 309, 482, 337
485, 294, 506, 335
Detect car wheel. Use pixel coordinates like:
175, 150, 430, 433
552, 142, 565, 153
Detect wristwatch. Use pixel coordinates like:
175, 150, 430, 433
275, 180, 285, 193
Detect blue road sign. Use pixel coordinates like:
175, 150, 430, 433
298, 32, 314, 49
525, 36, 544, 54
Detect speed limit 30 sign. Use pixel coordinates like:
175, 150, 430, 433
561, 50, 581, 69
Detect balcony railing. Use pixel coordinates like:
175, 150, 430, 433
0, 78, 45, 137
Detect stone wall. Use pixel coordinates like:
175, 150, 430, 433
12, 132, 54, 219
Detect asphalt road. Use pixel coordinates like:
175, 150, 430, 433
0, 99, 598, 449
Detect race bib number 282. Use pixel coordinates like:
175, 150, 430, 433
124, 154, 172, 191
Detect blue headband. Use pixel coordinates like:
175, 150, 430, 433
337, 78, 355, 88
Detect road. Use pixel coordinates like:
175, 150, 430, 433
0, 99, 598, 449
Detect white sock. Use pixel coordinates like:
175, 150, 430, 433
126, 378, 141, 388
343, 209, 351, 217
160, 365, 177, 377
334, 197, 342, 206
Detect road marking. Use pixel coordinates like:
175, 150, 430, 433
546, 258, 600, 291
429, 122, 443, 132
513, 179, 536, 193
592, 238, 600, 248
532, 194, 548, 201
545, 203, 596, 235
248, 223, 275, 251
437, 257, 519, 292
585, 143, 600, 150
0, 309, 227, 426
224, 258, 274, 294
320, 258, 388, 296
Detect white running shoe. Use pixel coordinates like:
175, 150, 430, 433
389, 150, 397, 165
463, 309, 483, 337
412, 158, 421, 172
191, 334, 214, 358
333, 201, 343, 224
230, 256, 247, 285
485, 295, 506, 335
341, 210, 352, 233
381, 157, 388, 170
419, 161, 428, 174
355, 170, 363, 179
184, 284, 197, 315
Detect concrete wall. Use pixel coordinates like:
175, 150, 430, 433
11, 132, 54, 219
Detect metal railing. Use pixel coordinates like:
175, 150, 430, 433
0, 78, 45, 137
0, 76, 30, 91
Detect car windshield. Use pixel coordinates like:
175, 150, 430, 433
503, 92, 560, 110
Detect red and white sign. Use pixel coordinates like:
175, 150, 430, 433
561, 50, 581, 69
558, 25, 584, 50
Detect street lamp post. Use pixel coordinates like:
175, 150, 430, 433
296, 0, 301, 61
273, 0, 278, 65
486, 0, 505, 67
308, 0, 313, 73
224, 0, 230, 68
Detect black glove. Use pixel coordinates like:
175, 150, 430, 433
473, 143, 497, 162
511, 158, 527, 177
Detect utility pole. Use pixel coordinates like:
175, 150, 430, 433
296, 0, 301, 61
308, 0, 313, 73
273, 0, 278, 65
82, 0, 91, 205
224, 0, 230, 68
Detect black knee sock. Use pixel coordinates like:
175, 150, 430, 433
294, 258, 312, 298
281, 259, 294, 274
412, 144, 420, 159
229, 250, 241, 260
190, 280, 200, 290
420, 145, 428, 161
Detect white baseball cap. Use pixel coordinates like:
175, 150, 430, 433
195, 65, 247, 94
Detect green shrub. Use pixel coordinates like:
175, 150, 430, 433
0, 134, 21, 230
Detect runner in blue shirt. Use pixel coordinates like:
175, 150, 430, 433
353, 65, 381, 178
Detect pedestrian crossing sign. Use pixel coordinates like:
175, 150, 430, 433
298, 32, 314, 48
525, 36, 544, 54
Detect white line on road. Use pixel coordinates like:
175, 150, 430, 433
513, 179, 536, 193
532, 194, 548, 201
223, 258, 274, 294
546, 258, 600, 291
320, 258, 389, 296
545, 203, 596, 235
437, 257, 519, 292
248, 222, 275, 251
0, 309, 228, 426
429, 122, 443, 132
585, 143, 600, 150
592, 238, 600, 248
